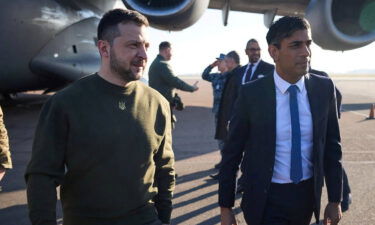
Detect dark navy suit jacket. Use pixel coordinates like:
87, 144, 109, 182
238, 60, 275, 82
215, 60, 274, 140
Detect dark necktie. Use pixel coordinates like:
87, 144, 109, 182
288, 85, 302, 184
244, 63, 254, 83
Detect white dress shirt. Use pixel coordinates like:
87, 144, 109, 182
241, 60, 260, 84
272, 70, 314, 183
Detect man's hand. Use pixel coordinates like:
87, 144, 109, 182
193, 81, 199, 91
210, 60, 219, 67
323, 202, 342, 225
0, 167, 6, 182
220, 207, 237, 225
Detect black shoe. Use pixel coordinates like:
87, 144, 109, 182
236, 184, 244, 194
341, 193, 352, 212
209, 174, 219, 180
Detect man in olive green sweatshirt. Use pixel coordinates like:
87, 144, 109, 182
149, 42, 198, 127
0, 106, 12, 182
25, 9, 175, 225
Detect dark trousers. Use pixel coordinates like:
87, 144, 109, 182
258, 178, 314, 225
248, 170, 351, 209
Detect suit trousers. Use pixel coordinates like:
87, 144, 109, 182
258, 178, 315, 225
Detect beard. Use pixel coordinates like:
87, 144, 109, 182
109, 48, 141, 83
250, 54, 260, 63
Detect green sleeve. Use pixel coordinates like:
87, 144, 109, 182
0, 106, 12, 169
153, 102, 175, 224
25, 96, 68, 225
159, 63, 196, 92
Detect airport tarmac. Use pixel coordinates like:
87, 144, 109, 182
0, 77, 374, 225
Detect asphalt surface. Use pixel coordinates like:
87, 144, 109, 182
0, 78, 374, 225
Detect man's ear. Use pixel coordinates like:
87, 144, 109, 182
268, 45, 279, 63
98, 40, 110, 58
159, 49, 165, 58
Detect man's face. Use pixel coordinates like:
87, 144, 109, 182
224, 57, 235, 71
218, 60, 227, 73
162, 47, 172, 61
245, 42, 261, 63
109, 23, 149, 82
269, 29, 311, 82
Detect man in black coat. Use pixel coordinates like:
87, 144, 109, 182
219, 16, 343, 225
215, 51, 242, 142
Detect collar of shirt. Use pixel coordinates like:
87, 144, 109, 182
245, 59, 261, 73
273, 70, 306, 94
248, 59, 260, 67
242, 59, 261, 84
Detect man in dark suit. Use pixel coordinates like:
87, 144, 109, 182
219, 16, 343, 225
236, 38, 274, 191
239, 39, 274, 84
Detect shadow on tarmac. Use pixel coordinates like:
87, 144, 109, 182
172, 191, 242, 225
0, 201, 63, 225
176, 168, 217, 185
173, 106, 219, 161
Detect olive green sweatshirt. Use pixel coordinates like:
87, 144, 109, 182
25, 74, 175, 225
149, 54, 196, 103
0, 106, 12, 169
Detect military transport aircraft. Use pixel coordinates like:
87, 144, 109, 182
1, 0, 374, 95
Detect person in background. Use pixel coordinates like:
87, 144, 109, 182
202, 53, 228, 169
215, 51, 242, 144
210, 51, 241, 180
236, 38, 275, 193
149, 41, 199, 128
240, 38, 274, 85
309, 67, 351, 213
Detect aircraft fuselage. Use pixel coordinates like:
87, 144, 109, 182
0, 0, 116, 93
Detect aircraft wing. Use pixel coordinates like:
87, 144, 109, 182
208, 0, 307, 16
122, 0, 375, 51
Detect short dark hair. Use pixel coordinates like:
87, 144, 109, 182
246, 38, 258, 46
266, 16, 310, 48
226, 51, 240, 64
159, 41, 171, 51
98, 9, 149, 45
